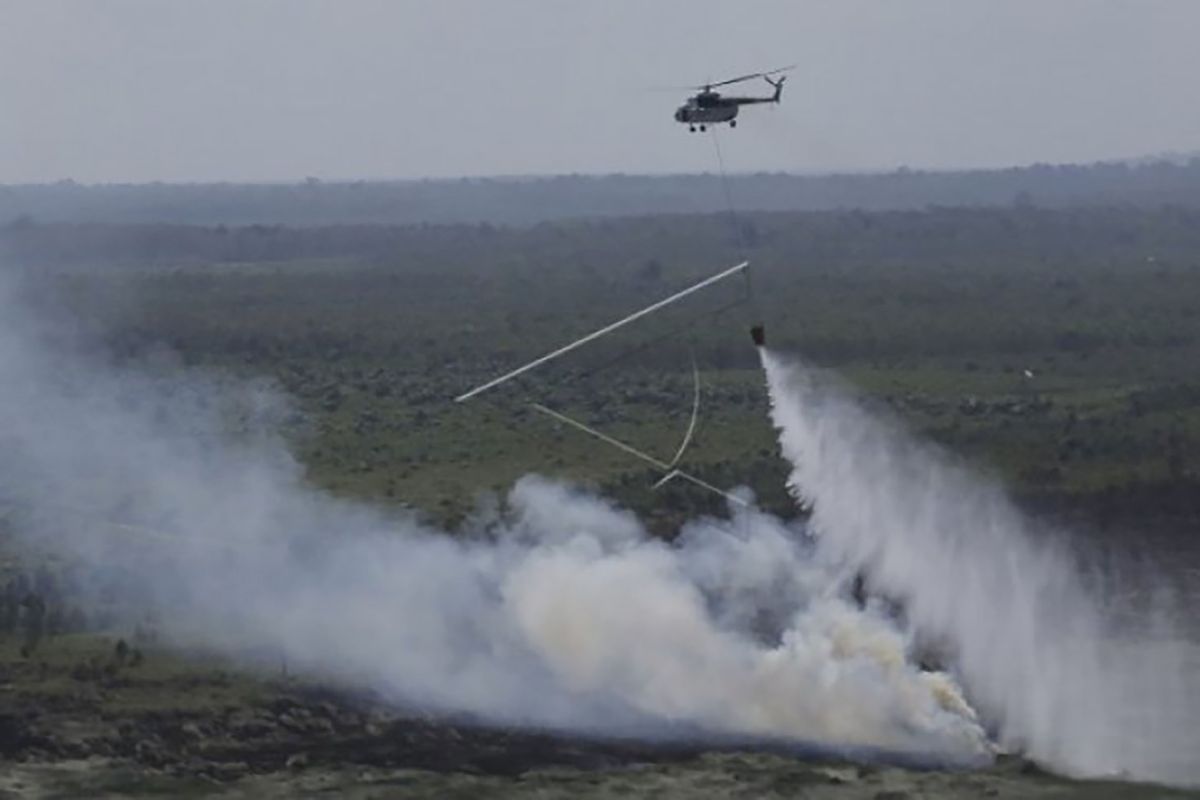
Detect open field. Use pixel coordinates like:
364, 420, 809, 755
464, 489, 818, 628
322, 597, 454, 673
1, 635, 1197, 798
2, 201, 1199, 795
7, 0, 1200, 792
7, 204, 1198, 526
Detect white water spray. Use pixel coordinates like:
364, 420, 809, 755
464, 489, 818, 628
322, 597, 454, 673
761, 348, 1200, 785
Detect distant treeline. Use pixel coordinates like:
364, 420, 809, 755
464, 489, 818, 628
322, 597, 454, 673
5, 205, 1200, 271
8, 201, 1199, 518
3, 159, 1200, 227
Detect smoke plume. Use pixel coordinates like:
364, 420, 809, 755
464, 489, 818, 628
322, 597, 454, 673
5, 269, 1195, 785
0, 276, 989, 765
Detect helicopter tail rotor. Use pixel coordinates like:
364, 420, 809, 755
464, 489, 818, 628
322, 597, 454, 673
765, 74, 787, 102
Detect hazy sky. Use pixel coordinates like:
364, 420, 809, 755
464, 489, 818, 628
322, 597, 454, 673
2, 0, 1198, 183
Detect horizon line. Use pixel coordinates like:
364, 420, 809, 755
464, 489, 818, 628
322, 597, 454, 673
4, 152, 1199, 190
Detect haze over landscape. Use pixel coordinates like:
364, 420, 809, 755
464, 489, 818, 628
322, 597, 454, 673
2, 3, 1199, 798
3, 0, 1200, 183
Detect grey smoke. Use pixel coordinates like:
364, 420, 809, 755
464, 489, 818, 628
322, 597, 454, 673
6, 271, 1197, 786
0, 275, 989, 763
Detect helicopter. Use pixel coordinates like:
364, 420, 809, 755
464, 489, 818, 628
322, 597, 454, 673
674, 65, 793, 131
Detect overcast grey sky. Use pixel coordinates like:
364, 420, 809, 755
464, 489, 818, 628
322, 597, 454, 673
2, 0, 1197, 183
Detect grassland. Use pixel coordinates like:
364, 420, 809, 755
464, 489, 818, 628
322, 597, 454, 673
11, 204, 1197, 529
2, 634, 1197, 799
2, 202, 1199, 795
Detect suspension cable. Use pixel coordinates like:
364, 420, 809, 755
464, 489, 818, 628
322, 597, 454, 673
709, 128, 761, 335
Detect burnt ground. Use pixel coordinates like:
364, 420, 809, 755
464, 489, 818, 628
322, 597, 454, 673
1, 636, 1197, 799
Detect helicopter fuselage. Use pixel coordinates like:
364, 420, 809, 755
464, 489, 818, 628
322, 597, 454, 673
673, 76, 785, 130
674, 99, 740, 125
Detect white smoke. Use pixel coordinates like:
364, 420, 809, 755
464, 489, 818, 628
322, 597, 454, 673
761, 349, 1200, 786
0, 274, 992, 765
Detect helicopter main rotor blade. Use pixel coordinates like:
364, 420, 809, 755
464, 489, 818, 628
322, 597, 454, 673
695, 64, 797, 91
699, 72, 764, 90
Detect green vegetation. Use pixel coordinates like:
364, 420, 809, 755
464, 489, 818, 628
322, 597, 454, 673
1, 196, 1199, 794
6, 204, 1200, 528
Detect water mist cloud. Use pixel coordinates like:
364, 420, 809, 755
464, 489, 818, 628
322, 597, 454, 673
761, 349, 1200, 786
